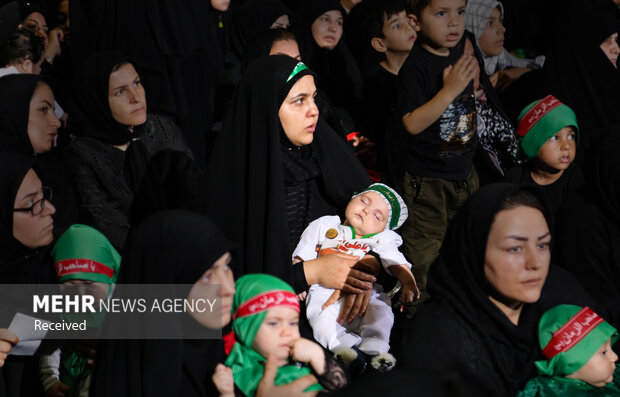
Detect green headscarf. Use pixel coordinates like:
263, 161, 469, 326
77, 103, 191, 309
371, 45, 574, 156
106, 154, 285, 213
224, 274, 323, 397
517, 95, 579, 159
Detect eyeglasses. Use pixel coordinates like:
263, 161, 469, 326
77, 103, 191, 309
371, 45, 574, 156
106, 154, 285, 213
13, 187, 53, 216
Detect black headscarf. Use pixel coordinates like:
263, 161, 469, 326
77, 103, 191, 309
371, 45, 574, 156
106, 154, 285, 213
295, 0, 362, 122
542, 3, 620, 137
204, 55, 370, 283
69, 51, 150, 192
228, 0, 291, 62
91, 210, 236, 397
587, 133, 620, 228
0, 151, 54, 284
0, 74, 41, 155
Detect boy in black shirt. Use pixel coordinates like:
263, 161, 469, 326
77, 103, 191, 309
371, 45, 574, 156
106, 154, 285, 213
361, 0, 417, 175
398, 0, 478, 306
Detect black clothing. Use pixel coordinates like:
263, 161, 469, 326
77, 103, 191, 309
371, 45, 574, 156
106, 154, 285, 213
556, 193, 620, 329
296, 0, 363, 129
361, 64, 397, 174
542, 3, 620, 141
70, 1, 221, 163
204, 55, 370, 284
397, 43, 476, 180
0, 74, 79, 239
0, 152, 52, 397
64, 113, 191, 249
90, 210, 235, 397
503, 164, 584, 217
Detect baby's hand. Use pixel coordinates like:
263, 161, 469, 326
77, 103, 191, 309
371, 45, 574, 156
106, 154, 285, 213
399, 281, 420, 304
442, 54, 477, 99
297, 291, 307, 301
212, 363, 235, 397
289, 338, 326, 374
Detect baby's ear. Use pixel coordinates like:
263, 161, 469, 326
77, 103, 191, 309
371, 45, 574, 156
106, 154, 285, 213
371, 37, 387, 54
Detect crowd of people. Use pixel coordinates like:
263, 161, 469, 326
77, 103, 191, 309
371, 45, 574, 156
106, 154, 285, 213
0, 0, 620, 395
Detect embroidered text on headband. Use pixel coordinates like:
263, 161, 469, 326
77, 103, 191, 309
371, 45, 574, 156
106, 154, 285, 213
286, 62, 309, 83
232, 290, 299, 320
542, 307, 603, 359
55, 259, 115, 280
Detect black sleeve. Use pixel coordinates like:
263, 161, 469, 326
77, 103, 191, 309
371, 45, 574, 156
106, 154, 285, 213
292, 261, 309, 294
397, 57, 428, 118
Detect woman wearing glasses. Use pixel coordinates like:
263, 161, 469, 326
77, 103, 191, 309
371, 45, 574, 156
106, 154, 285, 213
0, 74, 78, 239
0, 152, 56, 395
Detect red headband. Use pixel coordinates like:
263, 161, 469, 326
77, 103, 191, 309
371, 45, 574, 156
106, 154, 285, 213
55, 259, 115, 279
517, 95, 561, 137
232, 290, 299, 320
542, 307, 603, 359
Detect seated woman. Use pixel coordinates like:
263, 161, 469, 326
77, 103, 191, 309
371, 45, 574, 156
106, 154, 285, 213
89, 210, 236, 397
204, 55, 375, 315
331, 184, 596, 395
63, 51, 192, 249
296, 0, 363, 132
0, 74, 78, 237
0, 152, 56, 396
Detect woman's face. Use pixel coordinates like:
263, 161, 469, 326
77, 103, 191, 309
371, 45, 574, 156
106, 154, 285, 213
278, 75, 319, 146
269, 40, 301, 60
484, 205, 550, 309
188, 252, 235, 328
311, 10, 344, 50
210, 0, 230, 12
477, 6, 505, 57
28, 83, 61, 154
600, 32, 620, 68
13, 169, 56, 249
271, 14, 290, 29
108, 63, 147, 131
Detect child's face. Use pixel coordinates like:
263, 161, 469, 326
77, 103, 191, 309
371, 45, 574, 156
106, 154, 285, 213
344, 191, 389, 236
566, 338, 618, 387
381, 10, 417, 54
252, 306, 300, 365
477, 6, 505, 57
600, 32, 620, 68
311, 10, 344, 50
535, 127, 576, 172
417, 0, 466, 54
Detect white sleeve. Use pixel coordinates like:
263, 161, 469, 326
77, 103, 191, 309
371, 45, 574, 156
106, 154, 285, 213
39, 348, 61, 391
292, 216, 340, 261
372, 231, 411, 274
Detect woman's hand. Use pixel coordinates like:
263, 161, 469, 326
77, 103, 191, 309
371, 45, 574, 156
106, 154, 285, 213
212, 363, 235, 397
303, 254, 375, 293
322, 289, 371, 324
0, 328, 18, 367
290, 338, 325, 375
256, 354, 319, 397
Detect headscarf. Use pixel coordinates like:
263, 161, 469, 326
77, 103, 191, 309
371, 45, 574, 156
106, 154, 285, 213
295, 0, 362, 118
465, 0, 513, 76
0, 74, 42, 155
228, 0, 291, 62
90, 210, 236, 397
204, 55, 370, 283
542, 3, 620, 136
224, 274, 322, 397
427, 183, 554, 394
69, 51, 150, 192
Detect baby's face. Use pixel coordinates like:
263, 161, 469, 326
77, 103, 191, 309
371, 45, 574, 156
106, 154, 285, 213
252, 306, 300, 366
567, 338, 618, 387
344, 191, 389, 236
61, 279, 110, 301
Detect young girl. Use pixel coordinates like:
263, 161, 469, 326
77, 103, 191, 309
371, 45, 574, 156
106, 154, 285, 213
215, 274, 346, 397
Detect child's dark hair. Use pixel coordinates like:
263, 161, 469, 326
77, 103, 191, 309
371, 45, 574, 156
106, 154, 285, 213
364, 0, 408, 40
0, 27, 44, 67
409, 0, 432, 17
270, 27, 298, 46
